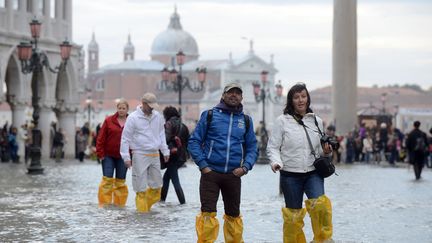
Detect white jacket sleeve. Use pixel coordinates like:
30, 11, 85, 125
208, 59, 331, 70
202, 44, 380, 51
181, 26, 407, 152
120, 116, 134, 161
267, 117, 284, 168
159, 117, 170, 156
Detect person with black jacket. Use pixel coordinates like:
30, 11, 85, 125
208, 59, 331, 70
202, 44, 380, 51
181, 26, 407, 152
406, 121, 429, 180
160, 106, 190, 204
53, 128, 65, 162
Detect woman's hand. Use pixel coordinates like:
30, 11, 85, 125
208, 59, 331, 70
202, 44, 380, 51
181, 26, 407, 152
271, 163, 281, 173
322, 142, 333, 155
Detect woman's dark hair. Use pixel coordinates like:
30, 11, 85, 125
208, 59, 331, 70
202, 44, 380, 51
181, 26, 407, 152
283, 83, 313, 116
163, 106, 180, 121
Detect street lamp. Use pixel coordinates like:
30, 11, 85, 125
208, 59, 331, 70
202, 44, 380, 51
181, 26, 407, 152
17, 18, 71, 174
381, 92, 387, 114
393, 104, 399, 128
252, 70, 283, 163
85, 98, 102, 130
160, 50, 206, 120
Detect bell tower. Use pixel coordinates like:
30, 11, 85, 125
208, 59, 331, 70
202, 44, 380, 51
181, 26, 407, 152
88, 32, 99, 74
124, 33, 135, 61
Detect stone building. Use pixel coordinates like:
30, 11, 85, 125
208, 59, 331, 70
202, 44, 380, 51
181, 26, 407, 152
83, 8, 282, 130
0, 0, 82, 158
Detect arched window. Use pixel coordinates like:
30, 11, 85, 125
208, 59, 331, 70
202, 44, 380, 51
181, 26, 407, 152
95, 79, 105, 91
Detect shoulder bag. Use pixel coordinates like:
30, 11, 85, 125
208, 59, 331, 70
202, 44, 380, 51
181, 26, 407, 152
298, 116, 336, 178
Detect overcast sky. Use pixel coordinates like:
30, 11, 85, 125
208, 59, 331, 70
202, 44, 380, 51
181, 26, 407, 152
72, 0, 432, 91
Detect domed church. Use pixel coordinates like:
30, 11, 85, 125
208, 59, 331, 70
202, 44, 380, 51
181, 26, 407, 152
85, 7, 280, 129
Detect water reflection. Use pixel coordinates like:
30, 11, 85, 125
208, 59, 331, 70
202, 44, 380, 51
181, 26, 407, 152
0, 161, 431, 242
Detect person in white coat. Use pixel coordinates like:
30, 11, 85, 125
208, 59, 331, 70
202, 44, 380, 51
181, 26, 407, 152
267, 83, 333, 243
120, 93, 169, 212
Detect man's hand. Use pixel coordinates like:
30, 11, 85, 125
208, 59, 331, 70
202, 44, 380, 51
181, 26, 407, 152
124, 160, 132, 169
201, 167, 212, 174
164, 155, 169, 162
271, 163, 281, 173
233, 167, 246, 177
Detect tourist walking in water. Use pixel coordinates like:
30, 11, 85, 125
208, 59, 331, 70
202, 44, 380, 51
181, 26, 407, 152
188, 83, 258, 243
96, 99, 129, 207
267, 83, 334, 243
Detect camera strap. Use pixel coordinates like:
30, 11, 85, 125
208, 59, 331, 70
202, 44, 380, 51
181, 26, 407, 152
292, 115, 318, 159
302, 124, 318, 159
313, 115, 324, 137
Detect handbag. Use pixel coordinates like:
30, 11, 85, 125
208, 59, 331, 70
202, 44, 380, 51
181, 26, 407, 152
298, 116, 336, 178
312, 156, 335, 178
159, 150, 167, 170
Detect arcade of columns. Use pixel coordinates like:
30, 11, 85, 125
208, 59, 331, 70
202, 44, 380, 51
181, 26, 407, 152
0, 0, 81, 159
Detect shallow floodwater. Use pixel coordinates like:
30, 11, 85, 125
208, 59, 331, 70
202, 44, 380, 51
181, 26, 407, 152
1, 160, 431, 242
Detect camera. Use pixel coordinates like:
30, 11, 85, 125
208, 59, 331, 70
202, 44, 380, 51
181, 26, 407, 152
320, 134, 340, 150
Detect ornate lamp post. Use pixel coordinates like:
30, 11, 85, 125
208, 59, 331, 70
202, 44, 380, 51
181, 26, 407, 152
160, 50, 206, 120
252, 70, 283, 163
381, 92, 387, 114
393, 104, 399, 128
85, 98, 102, 130
17, 18, 71, 174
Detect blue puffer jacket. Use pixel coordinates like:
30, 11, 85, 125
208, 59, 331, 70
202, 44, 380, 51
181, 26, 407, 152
188, 107, 258, 174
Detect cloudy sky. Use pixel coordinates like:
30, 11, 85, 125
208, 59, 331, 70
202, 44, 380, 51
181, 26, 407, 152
73, 0, 432, 91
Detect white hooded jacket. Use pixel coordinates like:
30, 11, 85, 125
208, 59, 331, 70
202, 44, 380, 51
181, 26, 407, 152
120, 106, 169, 161
267, 113, 326, 173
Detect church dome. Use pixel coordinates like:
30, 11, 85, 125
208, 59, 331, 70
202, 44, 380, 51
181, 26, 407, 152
150, 8, 199, 59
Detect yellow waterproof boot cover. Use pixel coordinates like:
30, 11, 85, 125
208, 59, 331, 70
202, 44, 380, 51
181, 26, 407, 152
282, 207, 307, 243
136, 191, 149, 212
305, 195, 333, 242
113, 178, 128, 207
196, 212, 219, 243
223, 214, 244, 243
98, 176, 114, 207
145, 188, 161, 211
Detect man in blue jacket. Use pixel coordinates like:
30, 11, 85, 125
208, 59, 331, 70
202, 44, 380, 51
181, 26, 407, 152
188, 83, 258, 243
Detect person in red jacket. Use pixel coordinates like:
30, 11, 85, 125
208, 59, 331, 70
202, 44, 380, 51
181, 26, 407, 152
96, 99, 129, 207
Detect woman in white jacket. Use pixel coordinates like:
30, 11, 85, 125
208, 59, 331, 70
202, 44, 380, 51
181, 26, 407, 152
267, 83, 333, 243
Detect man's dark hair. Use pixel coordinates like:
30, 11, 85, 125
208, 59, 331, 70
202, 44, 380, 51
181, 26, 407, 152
283, 83, 313, 115
414, 121, 421, 128
163, 106, 180, 121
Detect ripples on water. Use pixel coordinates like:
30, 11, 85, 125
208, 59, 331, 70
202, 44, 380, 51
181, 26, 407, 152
1, 161, 432, 242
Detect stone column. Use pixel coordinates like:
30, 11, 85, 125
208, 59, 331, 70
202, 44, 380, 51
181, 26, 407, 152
64, 0, 72, 30
55, 0, 63, 19
43, 0, 51, 38
5, 0, 13, 32
332, 0, 357, 135
57, 110, 76, 158
39, 106, 54, 159
18, 0, 26, 11
11, 103, 28, 160
18, 0, 27, 32
55, 0, 64, 40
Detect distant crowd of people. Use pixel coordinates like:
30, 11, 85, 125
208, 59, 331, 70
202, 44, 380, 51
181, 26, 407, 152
322, 121, 431, 171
